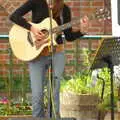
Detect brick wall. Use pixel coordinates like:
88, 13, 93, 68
0, 0, 111, 77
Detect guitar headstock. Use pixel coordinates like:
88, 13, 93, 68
93, 8, 111, 21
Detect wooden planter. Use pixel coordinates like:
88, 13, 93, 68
60, 93, 100, 120
0, 115, 32, 120
117, 101, 120, 112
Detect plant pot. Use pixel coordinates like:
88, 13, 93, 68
60, 92, 100, 120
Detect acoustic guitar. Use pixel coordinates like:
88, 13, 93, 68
9, 8, 110, 61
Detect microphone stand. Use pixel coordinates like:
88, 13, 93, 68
48, 0, 56, 118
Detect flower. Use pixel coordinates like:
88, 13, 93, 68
0, 96, 32, 115
0, 97, 9, 104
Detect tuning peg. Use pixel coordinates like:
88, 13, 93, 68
103, 18, 107, 21
107, 16, 111, 20
98, 19, 103, 22
99, 8, 104, 13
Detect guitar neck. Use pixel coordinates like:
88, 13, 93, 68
52, 15, 93, 33
52, 18, 80, 33
52, 8, 110, 33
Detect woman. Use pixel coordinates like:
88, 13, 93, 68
9, 0, 88, 118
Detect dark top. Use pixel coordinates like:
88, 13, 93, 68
9, 0, 84, 44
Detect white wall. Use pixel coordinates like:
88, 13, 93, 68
111, 0, 120, 36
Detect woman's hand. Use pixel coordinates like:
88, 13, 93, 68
80, 16, 89, 34
30, 25, 47, 49
30, 25, 45, 40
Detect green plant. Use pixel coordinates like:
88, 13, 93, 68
61, 71, 92, 94
61, 47, 93, 94
91, 67, 119, 112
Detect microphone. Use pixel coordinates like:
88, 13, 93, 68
47, 0, 54, 9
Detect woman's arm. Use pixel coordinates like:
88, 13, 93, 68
63, 5, 84, 41
9, 0, 34, 30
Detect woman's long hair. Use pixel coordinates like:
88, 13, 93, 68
52, 0, 64, 19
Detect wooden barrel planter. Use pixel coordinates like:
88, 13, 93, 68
117, 101, 120, 112
60, 93, 100, 120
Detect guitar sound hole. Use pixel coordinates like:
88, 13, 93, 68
41, 29, 49, 39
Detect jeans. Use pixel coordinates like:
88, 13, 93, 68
28, 51, 65, 117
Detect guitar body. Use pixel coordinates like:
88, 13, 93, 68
9, 17, 58, 61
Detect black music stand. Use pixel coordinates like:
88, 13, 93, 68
91, 37, 120, 120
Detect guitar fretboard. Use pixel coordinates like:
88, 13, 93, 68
52, 18, 80, 33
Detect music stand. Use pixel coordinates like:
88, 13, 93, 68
91, 37, 120, 120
